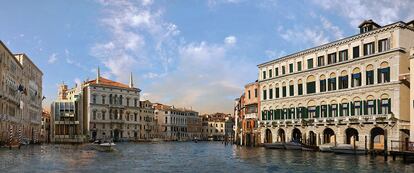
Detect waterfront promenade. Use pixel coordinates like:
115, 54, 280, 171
1, 142, 413, 173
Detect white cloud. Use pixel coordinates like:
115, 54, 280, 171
48, 53, 58, 64
224, 35, 237, 45
279, 26, 329, 46
312, 0, 414, 27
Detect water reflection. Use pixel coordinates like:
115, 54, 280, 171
0, 142, 413, 173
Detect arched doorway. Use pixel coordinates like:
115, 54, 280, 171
345, 128, 359, 145
114, 129, 120, 142
265, 129, 272, 143
292, 128, 302, 142
308, 131, 317, 146
323, 128, 335, 144
371, 127, 385, 150
277, 129, 286, 142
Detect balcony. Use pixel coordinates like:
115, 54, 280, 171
244, 113, 257, 119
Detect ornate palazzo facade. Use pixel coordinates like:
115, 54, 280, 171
257, 20, 414, 150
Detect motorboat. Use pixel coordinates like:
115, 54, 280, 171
332, 144, 366, 155
263, 142, 285, 149
301, 144, 319, 151
284, 141, 302, 150
319, 143, 335, 152
99, 142, 116, 152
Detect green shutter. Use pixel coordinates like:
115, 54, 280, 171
373, 100, 377, 114
360, 101, 363, 115
328, 105, 332, 117
316, 106, 320, 118
350, 102, 355, 116
262, 111, 265, 120
377, 99, 382, 115
388, 98, 391, 114
363, 101, 368, 115
303, 107, 308, 119
377, 69, 382, 83
339, 104, 343, 117
347, 103, 350, 116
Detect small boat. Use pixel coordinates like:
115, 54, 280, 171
332, 144, 366, 155
319, 143, 335, 152
99, 142, 116, 152
301, 144, 319, 151
263, 142, 285, 149
284, 141, 302, 150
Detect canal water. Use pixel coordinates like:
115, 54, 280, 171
0, 142, 413, 173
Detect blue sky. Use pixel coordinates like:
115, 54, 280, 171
1, 0, 413, 114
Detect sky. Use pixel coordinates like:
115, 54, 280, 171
1, 0, 413, 114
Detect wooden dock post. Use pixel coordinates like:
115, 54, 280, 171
384, 129, 388, 161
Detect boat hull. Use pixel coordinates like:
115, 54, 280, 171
284, 143, 302, 150
263, 143, 285, 149
332, 148, 366, 155
301, 145, 319, 151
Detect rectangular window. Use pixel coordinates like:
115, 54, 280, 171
102, 96, 106, 104
92, 95, 96, 104
289, 63, 294, 73
320, 80, 326, 92
380, 99, 390, 114
341, 103, 349, 116
269, 69, 273, 78
378, 39, 390, 52
339, 76, 348, 89
328, 78, 336, 91
269, 88, 273, 99
275, 68, 279, 76
366, 70, 374, 85
275, 88, 280, 98
306, 82, 316, 94
262, 71, 266, 80
332, 105, 338, 117
282, 86, 287, 97
378, 67, 390, 83
353, 46, 360, 58
367, 100, 375, 115
248, 90, 251, 99
308, 106, 316, 118
317, 56, 324, 67
254, 89, 258, 98
298, 84, 303, 95
339, 50, 348, 62
354, 101, 361, 116
263, 89, 267, 100
297, 62, 302, 71
321, 105, 327, 117
307, 58, 313, 69
351, 73, 361, 87
328, 53, 337, 64
289, 85, 294, 96
282, 66, 286, 75
363, 42, 375, 56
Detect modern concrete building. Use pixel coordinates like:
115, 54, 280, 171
257, 20, 414, 151
0, 41, 43, 146
154, 103, 200, 141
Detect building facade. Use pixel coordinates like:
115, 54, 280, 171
0, 41, 43, 146
241, 81, 260, 146
139, 100, 158, 140
201, 113, 234, 141
257, 20, 414, 151
41, 110, 51, 143
154, 103, 200, 141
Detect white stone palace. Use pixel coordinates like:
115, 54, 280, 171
257, 20, 414, 150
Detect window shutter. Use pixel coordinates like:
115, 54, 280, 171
287, 109, 291, 119
262, 111, 265, 120
316, 106, 320, 118
328, 105, 332, 117
350, 102, 355, 116
304, 107, 308, 119
373, 100, 377, 115
377, 99, 382, 115
360, 101, 363, 115
363, 101, 368, 115
388, 98, 391, 114
336, 104, 339, 117
268, 111, 271, 120
339, 104, 343, 116
386, 67, 390, 82
377, 69, 382, 83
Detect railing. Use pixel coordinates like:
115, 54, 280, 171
391, 139, 414, 152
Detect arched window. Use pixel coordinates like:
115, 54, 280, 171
328, 72, 336, 91
329, 100, 338, 117
298, 79, 303, 95
378, 62, 390, 83
262, 86, 267, 100
269, 84, 274, 99
351, 68, 362, 87
289, 80, 295, 96
320, 101, 328, 118
275, 83, 280, 98
366, 65, 374, 85
282, 82, 287, 97
320, 75, 327, 92
306, 75, 316, 94
307, 100, 316, 118
119, 95, 123, 105
339, 70, 348, 89
340, 99, 349, 116
352, 97, 362, 116
109, 94, 113, 104
365, 95, 375, 115
379, 94, 391, 114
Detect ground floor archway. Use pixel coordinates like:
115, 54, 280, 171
345, 128, 359, 145
265, 129, 272, 143
371, 127, 384, 150
323, 128, 335, 144
292, 128, 302, 142
308, 131, 317, 146
277, 129, 286, 142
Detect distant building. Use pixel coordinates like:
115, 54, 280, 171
0, 41, 43, 146
139, 100, 158, 139
41, 110, 51, 143
241, 81, 260, 146
154, 103, 200, 141
201, 113, 234, 141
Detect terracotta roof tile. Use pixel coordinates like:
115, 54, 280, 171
86, 77, 130, 89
